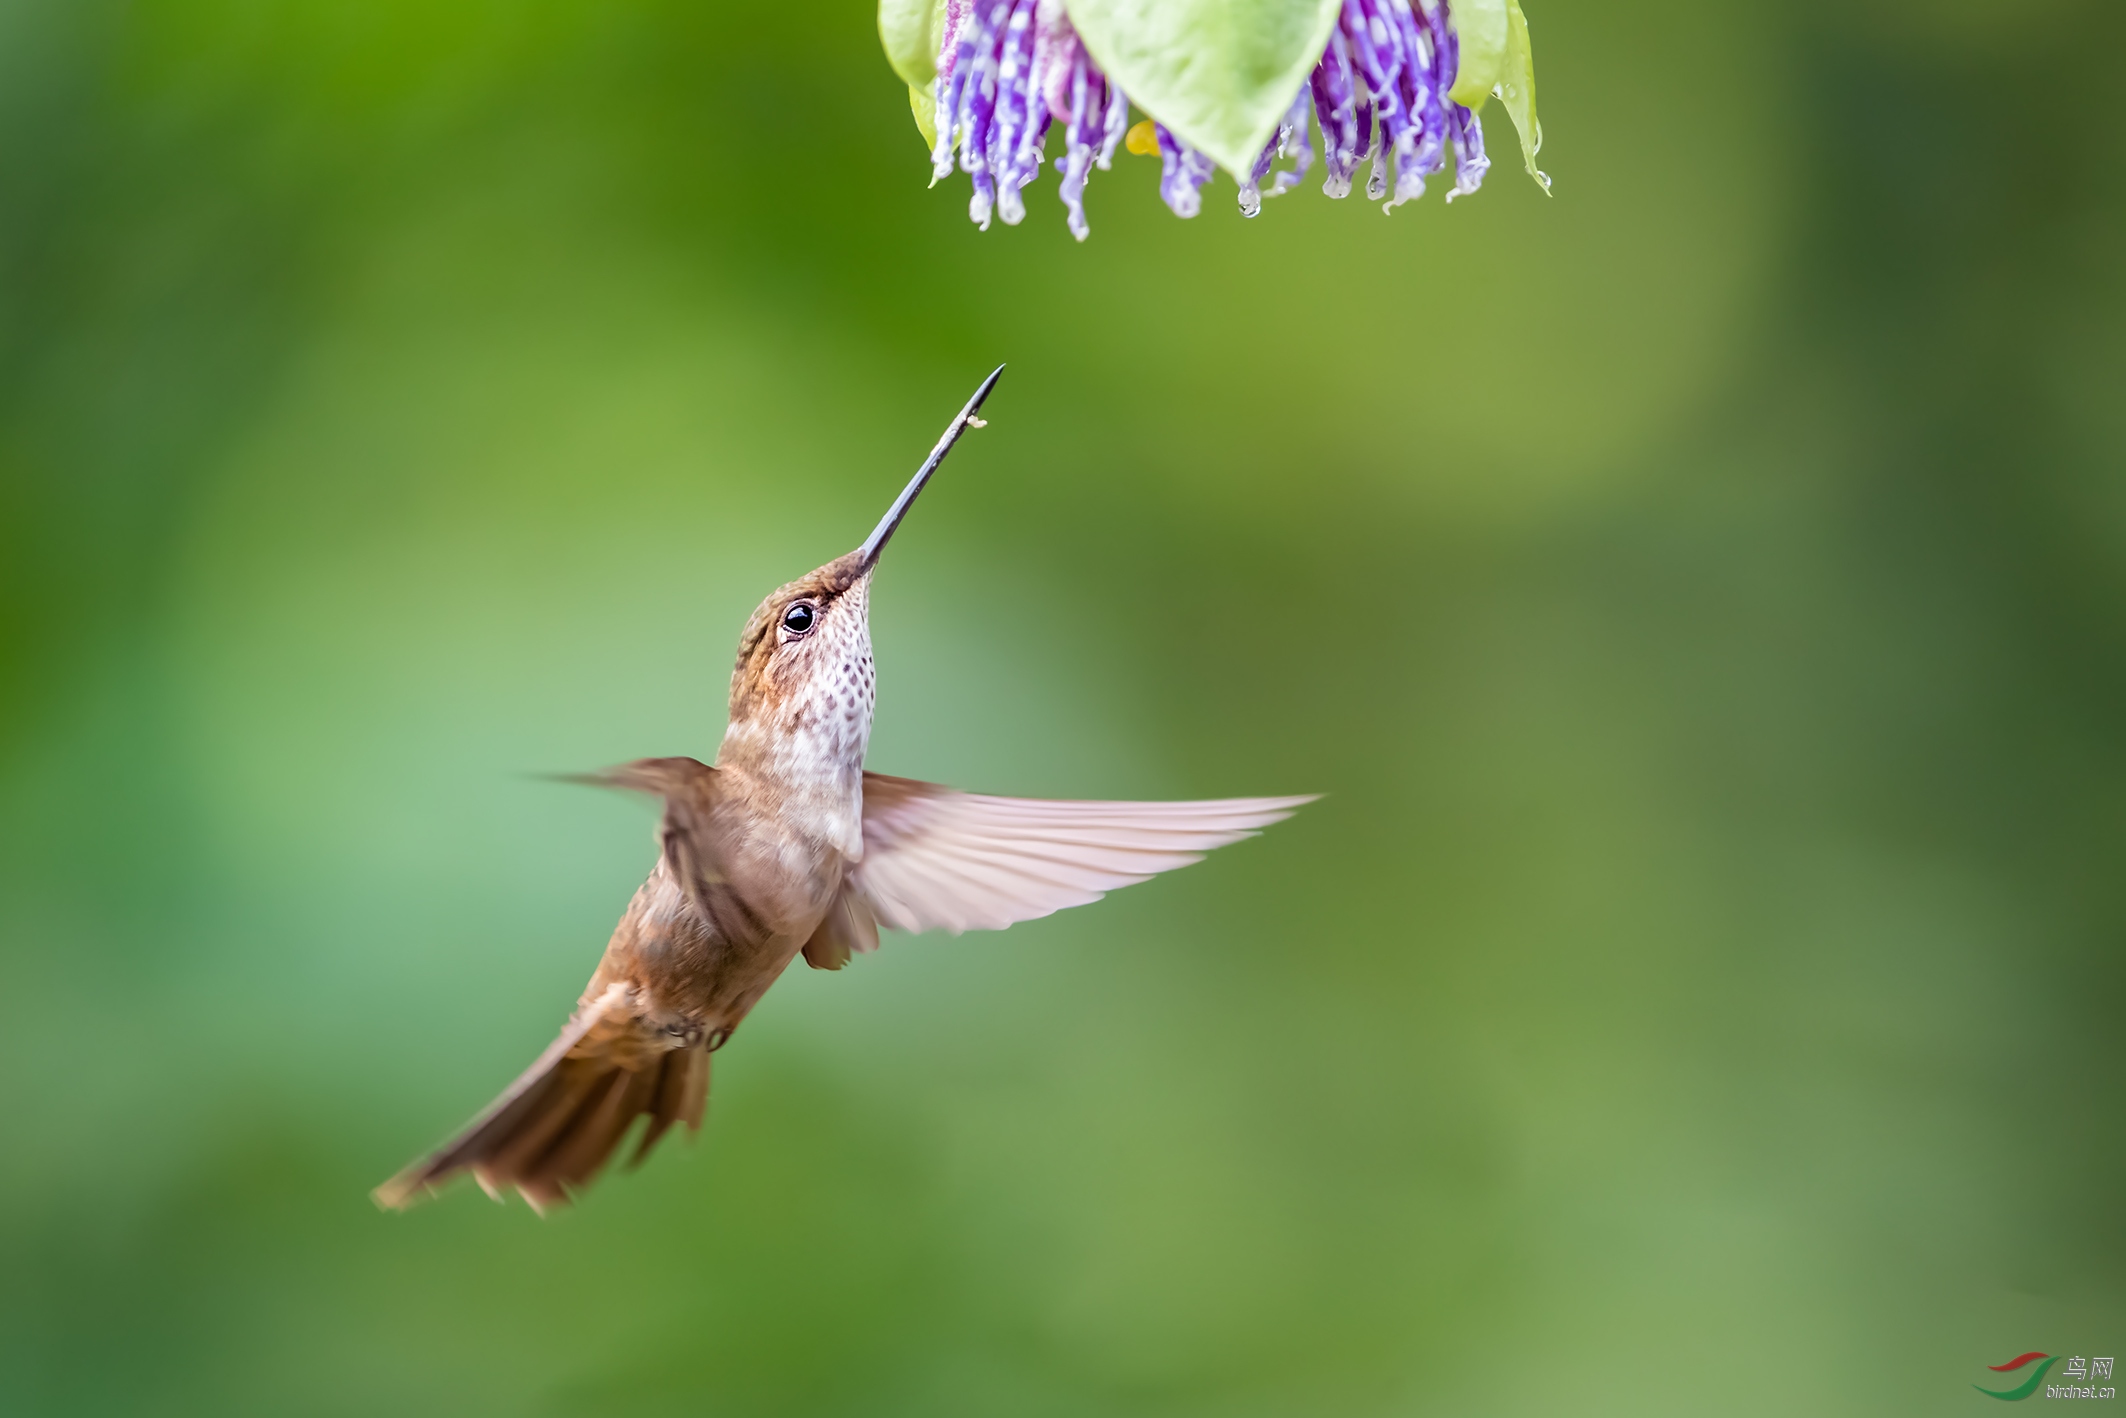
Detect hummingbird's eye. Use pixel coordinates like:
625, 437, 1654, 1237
780, 602, 817, 638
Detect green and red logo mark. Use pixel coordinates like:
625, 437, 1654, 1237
1976, 1352, 2116, 1401
1976, 1353, 2058, 1401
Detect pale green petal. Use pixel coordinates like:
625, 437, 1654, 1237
1063, 0, 1339, 176
910, 82, 937, 150
1447, 0, 1506, 110
1499, 0, 1550, 193
878, 0, 948, 88
879, 0, 947, 146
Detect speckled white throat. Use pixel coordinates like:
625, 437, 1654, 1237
716, 573, 875, 860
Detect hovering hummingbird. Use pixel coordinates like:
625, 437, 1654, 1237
374, 367, 1314, 1212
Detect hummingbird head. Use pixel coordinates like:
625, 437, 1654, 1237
723, 548, 876, 759
717, 367, 1003, 847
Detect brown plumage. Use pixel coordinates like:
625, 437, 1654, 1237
375, 987, 709, 1213
373, 369, 1314, 1212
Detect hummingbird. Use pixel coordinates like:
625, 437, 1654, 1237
374, 367, 1314, 1212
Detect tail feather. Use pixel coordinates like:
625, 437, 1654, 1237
518, 1071, 635, 1210
473, 1064, 611, 1190
374, 984, 711, 1212
631, 1045, 708, 1168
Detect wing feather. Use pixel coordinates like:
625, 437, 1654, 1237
847, 772, 1315, 935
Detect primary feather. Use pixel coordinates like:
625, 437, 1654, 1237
847, 773, 1317, 934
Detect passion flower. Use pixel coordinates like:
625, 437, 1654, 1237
879, 0, 1547, 239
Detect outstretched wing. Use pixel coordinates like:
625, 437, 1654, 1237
843, 772, 1315, 936
567, 756, 772, 948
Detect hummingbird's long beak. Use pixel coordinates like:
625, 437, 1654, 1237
858, 364, 1005, 572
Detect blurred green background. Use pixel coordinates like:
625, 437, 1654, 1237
1, 0, 2121, 1412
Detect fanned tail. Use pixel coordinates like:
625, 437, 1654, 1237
373, 984, 710, 1213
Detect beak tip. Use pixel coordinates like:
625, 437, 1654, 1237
858, 364, 1007, 568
